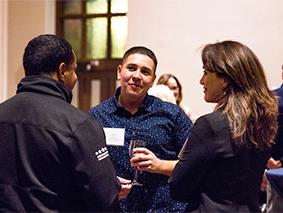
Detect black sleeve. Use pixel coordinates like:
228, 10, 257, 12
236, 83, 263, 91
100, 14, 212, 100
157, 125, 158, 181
70, 116, 121, 211
174, 108, 193, 154
169, 115, 218, 203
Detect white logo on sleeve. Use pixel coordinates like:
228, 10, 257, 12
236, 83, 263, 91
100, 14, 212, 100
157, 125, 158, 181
95, 147, 109, 161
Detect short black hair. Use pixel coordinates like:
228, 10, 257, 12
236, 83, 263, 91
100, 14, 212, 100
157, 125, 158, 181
122, 46, 158, 73
23, 34, 74, 76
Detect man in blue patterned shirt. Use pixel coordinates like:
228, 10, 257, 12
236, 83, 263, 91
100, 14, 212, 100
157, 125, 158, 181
89, 46, 193, 212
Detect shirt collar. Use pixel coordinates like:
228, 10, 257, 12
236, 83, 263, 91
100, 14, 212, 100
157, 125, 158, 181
111, 87, 155, 114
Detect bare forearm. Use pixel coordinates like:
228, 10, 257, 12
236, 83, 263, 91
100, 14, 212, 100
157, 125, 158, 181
131, 148, 179, 176
155, 159, 178, 176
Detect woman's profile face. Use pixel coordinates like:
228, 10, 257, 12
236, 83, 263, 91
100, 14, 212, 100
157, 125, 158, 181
199, 70, 227, 103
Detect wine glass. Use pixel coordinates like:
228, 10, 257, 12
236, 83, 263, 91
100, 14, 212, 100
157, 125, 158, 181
129, 140, 145, 186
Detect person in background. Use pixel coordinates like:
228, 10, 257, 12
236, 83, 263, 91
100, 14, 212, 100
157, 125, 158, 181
270, 64, 283, 166
0, 34, 125, 212
259, 64, 283, 211
89, 46, 193, 212
169, 40, 278, 212
148, 84, 176, 104
157, 73, 192, 118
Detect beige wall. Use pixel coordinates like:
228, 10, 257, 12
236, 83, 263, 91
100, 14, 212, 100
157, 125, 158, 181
1, 0, 283, 119
7, 0, 55, 98
128, 0, 283, 119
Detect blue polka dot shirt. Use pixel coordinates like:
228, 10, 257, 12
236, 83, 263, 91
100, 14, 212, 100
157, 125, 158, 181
89, 87, 193, 212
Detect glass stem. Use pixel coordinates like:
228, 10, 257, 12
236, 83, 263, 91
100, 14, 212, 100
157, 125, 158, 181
133, 168, 138, 182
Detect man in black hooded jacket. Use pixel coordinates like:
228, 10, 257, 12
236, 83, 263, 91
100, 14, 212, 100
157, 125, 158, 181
0, 34, 122, 212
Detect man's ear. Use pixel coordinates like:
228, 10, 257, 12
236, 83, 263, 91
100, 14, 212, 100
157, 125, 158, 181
150, 74, 156, 87
57, 62, 66, 83
117, 65, 122, 80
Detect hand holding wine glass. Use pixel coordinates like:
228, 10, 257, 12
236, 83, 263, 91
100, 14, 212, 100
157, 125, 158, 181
129, 140, 145, 186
